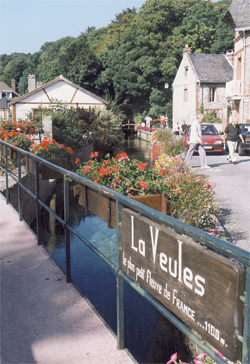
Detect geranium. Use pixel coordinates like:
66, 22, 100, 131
30, 138, 74, 159
0, 120, 36, 136
1, 130, 33, 151
76, 151, 167, 197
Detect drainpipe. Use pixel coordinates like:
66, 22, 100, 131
241, 30, 246, 123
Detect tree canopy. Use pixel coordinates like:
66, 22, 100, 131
0, 0, 233, 120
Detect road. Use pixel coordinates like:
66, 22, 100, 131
188, 151, 250, 253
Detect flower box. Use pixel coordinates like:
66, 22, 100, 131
74, 184, 171, 228
26, 157, 68, 180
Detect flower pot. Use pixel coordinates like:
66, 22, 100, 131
26, 157, 68, 180
74, 184, 171, 228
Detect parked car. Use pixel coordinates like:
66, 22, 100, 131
184, 123, 224, 154
237, 123, 250, 155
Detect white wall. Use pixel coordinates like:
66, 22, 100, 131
172, 53, 198, 130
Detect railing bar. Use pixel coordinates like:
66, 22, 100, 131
118, 270, 227, 364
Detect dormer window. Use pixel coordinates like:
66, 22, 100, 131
184, 67, 188, 76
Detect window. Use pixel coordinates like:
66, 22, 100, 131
209, 87, 216, 102
184, 88, 188, 102
184, 67, 188, 76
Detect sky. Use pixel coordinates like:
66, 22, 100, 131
0, 0, 146, 55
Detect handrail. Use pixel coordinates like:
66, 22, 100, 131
1, 140, 249, 364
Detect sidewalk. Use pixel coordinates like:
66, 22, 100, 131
0, 193, 135, 364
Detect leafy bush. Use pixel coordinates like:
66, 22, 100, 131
203, 110, 221, 124
151, 129, 185, 157
91, 108, 124, 159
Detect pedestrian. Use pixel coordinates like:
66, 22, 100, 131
223, 119, 244, 164
145, 115, 152, 128
181, 120, 188, 134
185, 114, 210, 169
160, 115, 165, 130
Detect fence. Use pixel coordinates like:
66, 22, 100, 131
0, 140, 249, 364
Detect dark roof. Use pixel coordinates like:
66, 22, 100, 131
222, 0, 250, 30
0, 96, 8, 109
189, 53, 233, 83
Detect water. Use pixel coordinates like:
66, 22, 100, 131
38, 137, 192, 363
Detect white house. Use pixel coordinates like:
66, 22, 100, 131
10, 75, 108, 121
172, 45, 233, 131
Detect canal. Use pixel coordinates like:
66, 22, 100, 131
35, 136, 192, 364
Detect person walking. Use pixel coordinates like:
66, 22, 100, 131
223, 119, 244, 164
160, 115, 165, 130
185, 114, 210, 169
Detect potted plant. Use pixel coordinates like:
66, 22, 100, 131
27, 138, 74, 179
74, 151, 171, 228
0, 130, 33, 159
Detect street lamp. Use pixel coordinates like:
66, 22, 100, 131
164, 82, 169, 89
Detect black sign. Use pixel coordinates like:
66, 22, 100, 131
122, 209, 244, 361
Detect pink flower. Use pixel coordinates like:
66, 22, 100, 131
193, 360, 205, 364
213, 348, 225, 359
195, 354, 207, 360
166, 352, 177, 364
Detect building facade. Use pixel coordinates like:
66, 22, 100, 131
172, 45, 233, 131
222, 0, 250, 124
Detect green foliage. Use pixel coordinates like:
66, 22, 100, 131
203, 110, 221, 124
91, 108, 124, 158
0, 0, 234, 118
152, 129, 185, 157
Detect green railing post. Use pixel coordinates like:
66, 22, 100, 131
116, 201, 125, 350
64, 178, 71, 283
5, 145, 9, 204
17, 152, 23, 221
35, 160, 42, 245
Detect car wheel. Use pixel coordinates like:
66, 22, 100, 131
238, 143, 244, 156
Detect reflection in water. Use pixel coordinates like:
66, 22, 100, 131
122, 136, 151, 162
38, 137, 192, 364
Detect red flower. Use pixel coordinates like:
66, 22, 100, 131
115, 152, 129, 161
138, 162, 148, 171
82, 166, 91, 174
90, 152, 99, 158
66, 147, 73, 154
75, 158, 80, 164
112, 165, 119, 172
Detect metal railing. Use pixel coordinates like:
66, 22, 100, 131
1, 140, 249, 364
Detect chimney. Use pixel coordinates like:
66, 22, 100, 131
11, 79, 16, 92
183, 44, 192, 55
225, 50, 234, 67
28, 75, 36, 93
